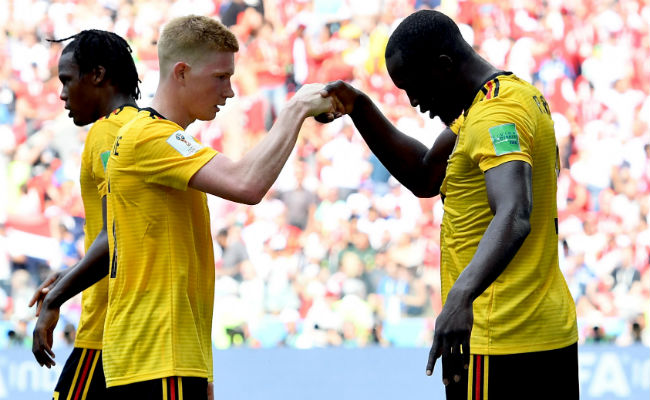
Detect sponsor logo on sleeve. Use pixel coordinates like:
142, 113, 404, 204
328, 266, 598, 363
166, 131, 204, 157
488, 123, 521, 155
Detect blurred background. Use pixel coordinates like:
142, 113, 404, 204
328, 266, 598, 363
0, 0, 648, 399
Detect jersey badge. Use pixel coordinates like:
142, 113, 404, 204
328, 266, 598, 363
166, 131, 204, 157
489, 123, 521, 155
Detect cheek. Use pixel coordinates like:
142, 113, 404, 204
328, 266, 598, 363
66, 84, 82, 105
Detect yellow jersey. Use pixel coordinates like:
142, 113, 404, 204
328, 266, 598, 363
75, 105, 139, 349
449, 114, 464, 135
439, 73, 577, 355
105, 108, 218, 387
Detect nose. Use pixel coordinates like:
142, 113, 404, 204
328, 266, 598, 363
408, 95, 419, 108
224, 79, 234, 99
60, 88, 68, 102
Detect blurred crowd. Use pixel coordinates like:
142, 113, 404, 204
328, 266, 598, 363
0, 0, 649, 351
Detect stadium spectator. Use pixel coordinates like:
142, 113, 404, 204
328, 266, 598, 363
0, 0, 647, 357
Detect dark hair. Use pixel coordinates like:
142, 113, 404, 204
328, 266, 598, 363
385, 10, 470, 67
50, 30, 141, 100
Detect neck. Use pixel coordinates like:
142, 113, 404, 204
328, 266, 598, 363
103, 92, 137, 115
457, 53, 500, 109
151, 80, 194, 129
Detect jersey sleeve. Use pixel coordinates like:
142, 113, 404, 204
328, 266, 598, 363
448, 114, 465, 135
134, 122, 218, 191
463, 98, 534, 172
86, 120, 114, 198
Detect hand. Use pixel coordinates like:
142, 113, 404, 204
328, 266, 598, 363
32, 304, 60, 368
315, 80, 361, 123
426, 289, 473, 386
29, 270, 66, 317
207, 382, 214, 400
291, 83, 336, 117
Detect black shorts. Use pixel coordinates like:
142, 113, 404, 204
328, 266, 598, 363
107, 376, 208, 400
444, 342, 579, 400
53, 347, 107, 400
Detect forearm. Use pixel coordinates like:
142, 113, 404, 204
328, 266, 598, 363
236, 100, 310, 200
43, 229, 110, 309
449, 212, 531, 304
349, 95, 438, 194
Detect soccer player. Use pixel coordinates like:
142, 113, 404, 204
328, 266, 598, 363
36, 15, 334, 399
29, 30, 140, 399
320, 10, 578, 399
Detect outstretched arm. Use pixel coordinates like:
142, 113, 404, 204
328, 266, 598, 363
32, 196, 110, 367
189, 83, 334, 204
320, 81, 457, 197
426, 160, 532, 383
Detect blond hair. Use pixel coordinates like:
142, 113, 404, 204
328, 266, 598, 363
158, 15, 239, 74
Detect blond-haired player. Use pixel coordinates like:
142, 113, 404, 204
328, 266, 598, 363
37, 15, 334, 399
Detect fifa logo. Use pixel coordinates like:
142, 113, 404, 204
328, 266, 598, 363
176, 133, 192, 147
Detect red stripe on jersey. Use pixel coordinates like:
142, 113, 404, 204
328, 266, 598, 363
485, 82, 493, 99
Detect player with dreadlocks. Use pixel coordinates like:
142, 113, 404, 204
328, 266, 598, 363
29, 29, 140, 400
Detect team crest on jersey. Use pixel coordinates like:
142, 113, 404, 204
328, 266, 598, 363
166, 131, 204, 157
489, 123, 521, 155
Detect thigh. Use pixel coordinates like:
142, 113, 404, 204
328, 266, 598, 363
487, 343, 579, 400
53, 348, 107, 400
107, 376, 208, 400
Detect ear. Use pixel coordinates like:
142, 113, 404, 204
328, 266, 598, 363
172, 62, 190, 84
91, 65, 107, 85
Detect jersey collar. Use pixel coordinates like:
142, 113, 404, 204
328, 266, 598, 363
463, 71, 513, 118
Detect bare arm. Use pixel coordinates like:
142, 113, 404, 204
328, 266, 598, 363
41, 196, 110, 310
450, 161, 532, 300
321, 81, 456, 197
33, 196, 110, 367
189, 84, 334, 204
426, 160, 532, 381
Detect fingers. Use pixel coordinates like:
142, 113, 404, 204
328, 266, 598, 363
29, 274, 58, 307
462, 338, 471, 371
440, 339, 471, 389
32, 328, 56, 368
314, 113, 335, 124
321, 80, 340, 95
35, 288, 51, 317
449, 342, 464, 385
426, 334, 442, 376
330, 93, 346, 115
315, 82, 349, 124
32, 308, 60, 368
29, 287, 48, 308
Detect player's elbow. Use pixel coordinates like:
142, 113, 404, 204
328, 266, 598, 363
410, 185, 440, 198
511, 207, 532, 242
229, 181, 267, 205
238, 189, 264, 205
407, 179, 442, 198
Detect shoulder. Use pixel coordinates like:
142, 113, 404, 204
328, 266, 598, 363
465, 75, 538, 128
120, 109, 180, 141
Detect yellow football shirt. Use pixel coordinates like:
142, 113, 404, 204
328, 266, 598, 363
104, 108, 218, 387
75, 105, 139, 349
448, 114, 464, 135
439, 73, 577, 355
